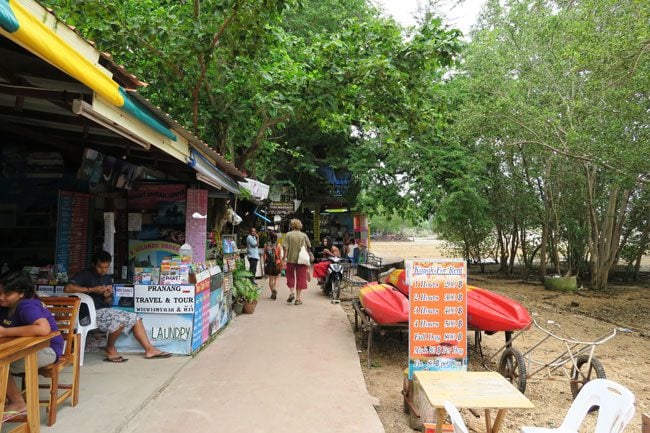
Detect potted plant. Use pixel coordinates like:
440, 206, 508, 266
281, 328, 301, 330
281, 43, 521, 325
232, 260, 260, 314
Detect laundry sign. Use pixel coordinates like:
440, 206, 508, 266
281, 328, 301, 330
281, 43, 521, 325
134, 284, 195, 314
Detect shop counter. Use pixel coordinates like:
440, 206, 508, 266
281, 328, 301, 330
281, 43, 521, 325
114, 265, 230, 355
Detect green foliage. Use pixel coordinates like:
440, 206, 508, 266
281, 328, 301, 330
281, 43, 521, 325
232, 260, 260, 303
433, 178, 493, 263
452, 0, 650, 287
42, 0, 464, 205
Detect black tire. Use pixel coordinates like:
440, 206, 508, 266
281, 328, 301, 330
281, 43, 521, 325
571, 355, 606, 401
332, 279, 341, 301
498, 348, 527, 393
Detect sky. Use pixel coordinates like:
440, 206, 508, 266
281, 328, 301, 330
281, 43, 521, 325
373, 0, 485, 35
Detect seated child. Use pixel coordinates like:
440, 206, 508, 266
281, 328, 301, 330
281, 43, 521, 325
0, 271, 64, 422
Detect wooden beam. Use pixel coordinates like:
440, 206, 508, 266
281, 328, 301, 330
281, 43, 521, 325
0, 83, 82, 102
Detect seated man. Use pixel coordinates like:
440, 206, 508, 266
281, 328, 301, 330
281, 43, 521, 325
65, 250, 170, 362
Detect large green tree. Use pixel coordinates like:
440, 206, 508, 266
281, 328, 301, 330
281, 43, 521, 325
453, 0, 650, 289
43, 0, 463, 194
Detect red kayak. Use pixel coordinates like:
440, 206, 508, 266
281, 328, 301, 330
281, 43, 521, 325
384, 269, 531, 331
359, 283, 409, 324
467, 285, 531, 331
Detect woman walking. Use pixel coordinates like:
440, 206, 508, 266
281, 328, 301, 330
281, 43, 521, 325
282, 218, 311, 305
263, 231, 283, 300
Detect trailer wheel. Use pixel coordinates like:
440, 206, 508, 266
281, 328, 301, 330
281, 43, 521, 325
571, 355, 606, 410
498, 348, 527, 393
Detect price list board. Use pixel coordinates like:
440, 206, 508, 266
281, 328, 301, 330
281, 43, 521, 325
55, 190, 92, 276
406, 259, 467, 378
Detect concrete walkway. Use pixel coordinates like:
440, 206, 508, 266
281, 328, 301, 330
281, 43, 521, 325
17, 277, 384, 433
121, 277, 384, 433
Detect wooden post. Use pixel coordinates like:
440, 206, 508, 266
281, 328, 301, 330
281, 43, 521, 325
642, 413, 649, 433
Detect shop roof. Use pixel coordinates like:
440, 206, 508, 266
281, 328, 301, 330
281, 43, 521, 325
0, 0, 243, 184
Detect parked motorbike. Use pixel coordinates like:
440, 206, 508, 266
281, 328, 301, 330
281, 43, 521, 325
322, 256, 346, 303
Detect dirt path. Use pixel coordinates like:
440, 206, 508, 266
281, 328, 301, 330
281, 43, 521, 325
342, 239, 649, 433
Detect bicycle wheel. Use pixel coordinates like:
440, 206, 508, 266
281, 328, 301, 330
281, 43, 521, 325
498, 347, 527, 393
571, 355, 606, 399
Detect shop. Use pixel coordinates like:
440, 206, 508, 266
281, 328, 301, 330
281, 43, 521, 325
1, 0, 247, 354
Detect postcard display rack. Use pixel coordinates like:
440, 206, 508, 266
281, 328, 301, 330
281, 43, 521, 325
111, 258, 231, 355
221, 234, 237, 311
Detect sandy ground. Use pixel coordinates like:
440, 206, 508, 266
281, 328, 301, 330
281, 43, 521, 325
339, 239, 649, 433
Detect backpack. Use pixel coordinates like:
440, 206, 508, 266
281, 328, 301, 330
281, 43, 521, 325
267, 244, 276, 262
265, 243, 281, 274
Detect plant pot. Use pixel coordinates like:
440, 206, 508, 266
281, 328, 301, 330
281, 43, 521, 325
544, 276, 577, 292
233, 302, 244, 315
242, 301, 258, 314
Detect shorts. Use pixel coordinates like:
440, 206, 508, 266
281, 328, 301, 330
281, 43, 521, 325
97, 308, 139, 334
10, 347, 57, 374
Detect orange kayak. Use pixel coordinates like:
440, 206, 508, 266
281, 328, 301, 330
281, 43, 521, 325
384, 269, 531, 331
359, 283, 409, 324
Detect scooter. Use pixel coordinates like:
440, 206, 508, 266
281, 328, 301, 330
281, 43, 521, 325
322, 256, 346, 303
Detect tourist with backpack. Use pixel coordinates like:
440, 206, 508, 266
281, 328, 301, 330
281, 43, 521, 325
263, 231, 283, 300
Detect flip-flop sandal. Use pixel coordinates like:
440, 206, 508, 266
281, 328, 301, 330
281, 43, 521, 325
145, 352, 172, 359
2, 410, 27, 422
294, 299, 303, 305
103, 356, 129, 363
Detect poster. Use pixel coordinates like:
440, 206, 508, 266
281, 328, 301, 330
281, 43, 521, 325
128, 240, 181, 268
407, 259, 467, 378
191, 290, 210, 352
128, 213, 143, 231
55, 191, 92, 276
185, 189, 208, 263
113, 284, 135, 309
103, 212, 116, 274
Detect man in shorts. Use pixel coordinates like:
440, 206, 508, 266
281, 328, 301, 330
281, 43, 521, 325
65, 250, 170, 362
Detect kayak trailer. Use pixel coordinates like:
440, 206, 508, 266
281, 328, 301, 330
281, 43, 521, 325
486, 318, 616, 396
352, 299, 408, 368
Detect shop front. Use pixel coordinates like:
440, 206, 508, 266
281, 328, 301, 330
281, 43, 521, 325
1, 0, 247, 354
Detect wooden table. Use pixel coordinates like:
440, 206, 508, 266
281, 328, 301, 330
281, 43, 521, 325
0, 334, 59, 433
413, 371, 534, 433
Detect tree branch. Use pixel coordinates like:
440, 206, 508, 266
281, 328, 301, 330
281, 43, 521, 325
236, 113, 292, 169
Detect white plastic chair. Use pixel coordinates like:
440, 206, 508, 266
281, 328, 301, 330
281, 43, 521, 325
444, 401, 470, 433
520, 379, 635, 433
68, 293, 99, 366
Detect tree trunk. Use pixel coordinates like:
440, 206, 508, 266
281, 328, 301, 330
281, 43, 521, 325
497, 225, 508, 272
508, 220, 519, 276
584, 164, 632, 290
539, 220, 548, 282
520, 224, 530, 279
632, 205, 650, 281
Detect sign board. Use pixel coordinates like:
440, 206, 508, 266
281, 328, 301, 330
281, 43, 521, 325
407, 259, 467, 378
134, 284, 195, 314
115, 313, 194, 355
268, 201, 294, 215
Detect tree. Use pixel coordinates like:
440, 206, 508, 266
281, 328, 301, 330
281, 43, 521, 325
454, 0, 650, 289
